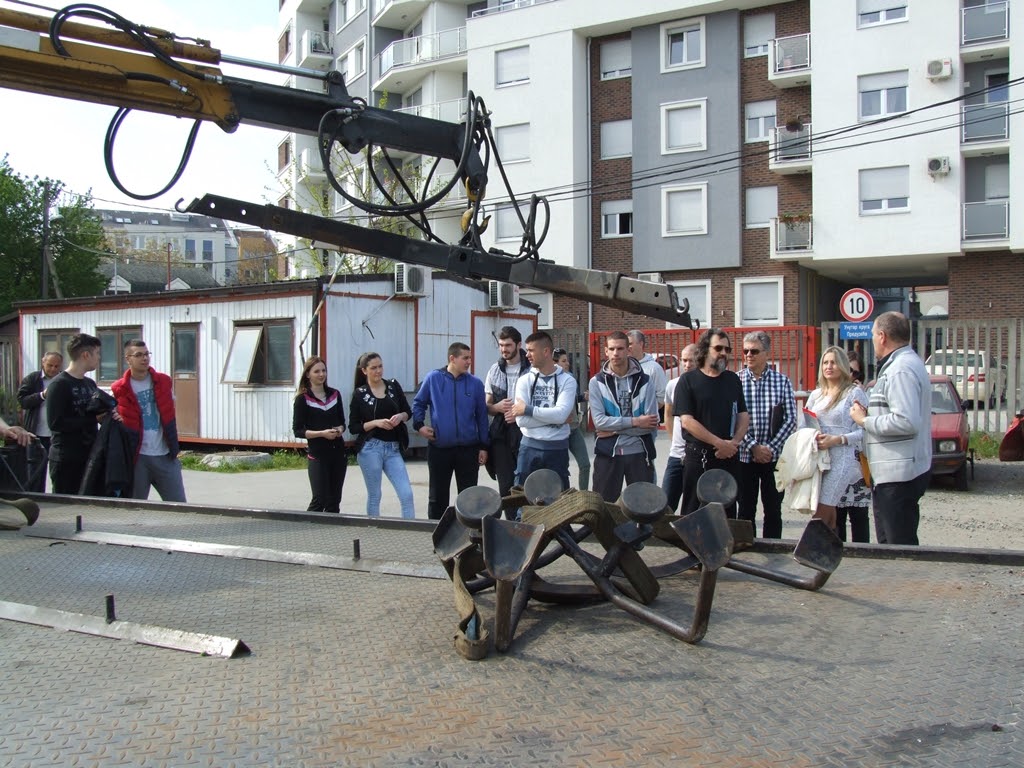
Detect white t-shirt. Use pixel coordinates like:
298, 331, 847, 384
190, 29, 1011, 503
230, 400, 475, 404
665, 377, 686, 460
130, 375, 170, 456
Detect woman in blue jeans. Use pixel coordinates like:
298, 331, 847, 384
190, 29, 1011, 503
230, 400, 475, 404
348, 352, 416, 518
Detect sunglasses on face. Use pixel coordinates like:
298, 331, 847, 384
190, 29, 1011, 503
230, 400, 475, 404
742, 349, 762, 356
711, 345, 731, 353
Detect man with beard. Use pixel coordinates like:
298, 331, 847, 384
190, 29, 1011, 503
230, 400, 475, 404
484, 326, 531, 504
673, 328, 749, 517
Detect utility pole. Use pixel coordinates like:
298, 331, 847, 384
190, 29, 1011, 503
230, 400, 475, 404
166, 241, 172, 289
40, 183, 50, 299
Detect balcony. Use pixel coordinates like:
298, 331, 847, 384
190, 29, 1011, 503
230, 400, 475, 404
962, 1, 1008, 46
470, 0, 559, 17
395, 97, 467, 124
374, 27, 467, 93
769, 215, 813, 258
371, 0, 427, 29
299, 148, 326, 182
768, 123, 812, 174
961, 102, 1010, 155
298, 29, 333, 69
768, 33, 811, 88
962, 200, 1009, 242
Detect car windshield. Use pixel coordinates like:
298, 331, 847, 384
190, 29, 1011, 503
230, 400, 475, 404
929, 352, 981, 368
930, 383, 960, 414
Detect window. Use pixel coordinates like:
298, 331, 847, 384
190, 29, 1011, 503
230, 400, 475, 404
185, 239, 196, 260
496, 123, 529, 162
745, 100, 776, 142
600, 119, 632, 159
666, 281, 710, 329
278, 140, 291, 171
339, 0, 366, 27
859, 166, 909, 213
278, 28, 291, 63
859, 71, 908, 119
520, 290, 553, 329
736, 278, 783, 326
600, 39, 631, 79
495, 203, 522, 240
985, 163, 1009, 199
857, 0, 907, 27
222, 321, 294, 385
660, 18, 705, 71
661, 99, 706, 154
342, 39, 366, 82
495, 46, 529, 87
661, 183, 708, 236
39, 330, 79, 359
745, 186, 778, 228
202, 239, 214, 264
601, 200, 633, 237
96, 326, 142, 382
744, 13, 774, 57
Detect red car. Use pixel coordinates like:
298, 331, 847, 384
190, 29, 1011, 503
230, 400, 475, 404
865, 375, 971, 490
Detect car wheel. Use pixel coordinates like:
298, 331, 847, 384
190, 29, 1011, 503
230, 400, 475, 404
953, 462, 969, 491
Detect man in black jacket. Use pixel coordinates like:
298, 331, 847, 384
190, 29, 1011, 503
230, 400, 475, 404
484, 326, 530, 504
16, 351, 63, 491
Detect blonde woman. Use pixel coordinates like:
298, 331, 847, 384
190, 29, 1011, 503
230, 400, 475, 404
804, 346, 868, 530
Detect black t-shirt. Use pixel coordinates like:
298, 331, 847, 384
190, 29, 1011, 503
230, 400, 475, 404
673, 369, 747, 452
46, 371, 99, 460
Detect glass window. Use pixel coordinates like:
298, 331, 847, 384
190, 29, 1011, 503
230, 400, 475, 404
600, 119, 632, 159
96, 326, 142, 382
745, 186, 778, 228
601, 200, 633, 237
662, 19, 704, 70
662, 100, 706, 154
666, 281, 710, 329
736, 278, 783, 326
744, 13, 774, 57
496, 123, 529, 162
859, 71, 908, 119
600, 39, 631, 79
661, 183, 707, 236
859, 166, 910, 213
185, 239, 196, 260
857, 0, 907, 27
745, 99, 777, 142
222, 321, 294, 385
495, 203, 522, 240
495, 46, 529, 87
38, 330, 79, 359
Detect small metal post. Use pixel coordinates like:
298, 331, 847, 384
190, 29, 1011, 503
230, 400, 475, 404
353, 539, 361, 560
76, 515, 82, 532
105, 594, 116, 624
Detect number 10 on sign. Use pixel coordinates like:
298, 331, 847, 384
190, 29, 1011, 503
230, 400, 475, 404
840, 288, 874, 322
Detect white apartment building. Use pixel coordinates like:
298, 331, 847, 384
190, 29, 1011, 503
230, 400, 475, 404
275, 0, 1022, 328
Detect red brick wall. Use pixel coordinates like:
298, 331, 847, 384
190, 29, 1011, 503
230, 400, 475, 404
948, 252, 1024, 319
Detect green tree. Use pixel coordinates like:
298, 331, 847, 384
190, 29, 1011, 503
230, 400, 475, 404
0, 156, 106, 314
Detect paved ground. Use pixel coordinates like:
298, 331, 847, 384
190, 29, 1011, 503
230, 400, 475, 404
0, 494, 1021, 767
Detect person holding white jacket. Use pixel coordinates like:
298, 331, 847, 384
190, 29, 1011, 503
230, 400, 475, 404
510, 331, 578, 491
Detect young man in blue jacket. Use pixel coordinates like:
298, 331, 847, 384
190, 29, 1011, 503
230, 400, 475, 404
413, 342, 490, 520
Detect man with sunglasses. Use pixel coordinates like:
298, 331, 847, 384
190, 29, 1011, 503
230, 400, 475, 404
672, 328, 749, 516
736, 331, 797, 538
111, 339, 186, 502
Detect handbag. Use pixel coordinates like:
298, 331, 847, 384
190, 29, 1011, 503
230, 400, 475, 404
857, 449, 872, 487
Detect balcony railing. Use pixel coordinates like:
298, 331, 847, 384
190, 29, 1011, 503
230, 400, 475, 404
299, 148, 325, 179
301, 29, 332, 59
772, 33, 810, 74
770, 123, 812, 162
376, 27, 466, 81
772, 216, 813, 252
962, 0, 1009, 45
395, 97, 467, 124
471, 0, 558, 17
963, 200, 1009, 239
962, 102, 1009, 142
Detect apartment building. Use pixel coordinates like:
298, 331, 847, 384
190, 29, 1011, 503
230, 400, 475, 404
275, 0, 1021, 330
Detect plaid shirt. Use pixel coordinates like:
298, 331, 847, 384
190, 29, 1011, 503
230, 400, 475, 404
737, 366, 797, 463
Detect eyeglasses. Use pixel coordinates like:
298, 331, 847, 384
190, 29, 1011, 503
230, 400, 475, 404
742, 349, 762, 356
711, 345, 732, 353
129, 352, 151, 358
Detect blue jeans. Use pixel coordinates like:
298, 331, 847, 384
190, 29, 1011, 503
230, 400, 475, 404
357, 438, 416, 519
514, 443, 570, 490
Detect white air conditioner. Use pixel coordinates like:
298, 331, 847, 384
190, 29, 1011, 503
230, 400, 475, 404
637, 272, 664, 282
394, 263, 428, 296
927, 156, 951, 177
488, 280, 520, 310
926, 58, 952, 81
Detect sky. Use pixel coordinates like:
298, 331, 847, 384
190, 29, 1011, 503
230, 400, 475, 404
0, 0, 285, 213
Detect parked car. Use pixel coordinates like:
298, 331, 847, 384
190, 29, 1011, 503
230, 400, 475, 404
924, 349, 1006, 408
864, 375, 970, 491
652, 352, 680, 381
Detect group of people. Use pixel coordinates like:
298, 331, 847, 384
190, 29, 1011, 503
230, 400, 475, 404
11, 334, 186, 502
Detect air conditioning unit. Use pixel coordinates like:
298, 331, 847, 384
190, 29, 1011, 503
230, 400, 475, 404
926, 58, 952, 81
394, 263, 428, 296
927, 156, 951, 177
637, 272, 664, 283
488, 280, 520, 310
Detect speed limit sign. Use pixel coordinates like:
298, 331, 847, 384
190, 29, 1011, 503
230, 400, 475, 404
840, 288, 874, 322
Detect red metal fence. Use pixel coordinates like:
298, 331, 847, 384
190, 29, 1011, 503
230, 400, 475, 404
588, 326, 821, 393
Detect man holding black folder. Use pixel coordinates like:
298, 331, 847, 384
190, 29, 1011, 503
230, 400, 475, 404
737, 331, 797, 539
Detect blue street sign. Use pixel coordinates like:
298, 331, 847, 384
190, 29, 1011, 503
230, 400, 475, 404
839, 322, 873, 340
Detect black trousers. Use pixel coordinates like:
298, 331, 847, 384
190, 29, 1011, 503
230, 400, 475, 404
737, 460, 784, 539
679, 452, 741, 518
873, 470, 930, 545
50, 454, 87, 496
836, 506, 870, 543
490, 439, 518, 498
306, 449, 347, 513
21, 437, 51, 492
593, 453, 654, 504
427, 444, 480, 520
